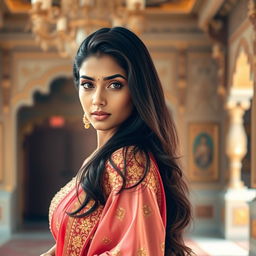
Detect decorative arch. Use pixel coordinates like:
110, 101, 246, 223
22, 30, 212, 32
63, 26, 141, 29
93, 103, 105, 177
11, 65, 72, 115
5, 64, 72, 191
230, 38, 254, 91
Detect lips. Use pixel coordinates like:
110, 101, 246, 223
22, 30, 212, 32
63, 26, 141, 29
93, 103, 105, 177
91, 111, 111, 116
91, 111, 111, 121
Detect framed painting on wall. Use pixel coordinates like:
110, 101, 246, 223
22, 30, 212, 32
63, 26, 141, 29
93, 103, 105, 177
188, 122, 219, 182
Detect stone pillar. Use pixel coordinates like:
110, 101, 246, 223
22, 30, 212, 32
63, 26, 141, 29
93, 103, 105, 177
221, 100, 256, 239
225, 101, 249, 189
248, 1, 256, 254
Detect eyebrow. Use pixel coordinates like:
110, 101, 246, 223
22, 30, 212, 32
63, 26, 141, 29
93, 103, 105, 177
80, 74, 127, 81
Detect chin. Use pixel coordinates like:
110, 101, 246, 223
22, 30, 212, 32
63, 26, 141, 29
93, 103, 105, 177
93, 124, 114, 131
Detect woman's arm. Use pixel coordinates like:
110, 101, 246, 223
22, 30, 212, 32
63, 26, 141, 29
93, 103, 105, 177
40, 244, 56, 256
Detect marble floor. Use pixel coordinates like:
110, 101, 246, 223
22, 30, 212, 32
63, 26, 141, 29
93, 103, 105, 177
0, 231, 249, 256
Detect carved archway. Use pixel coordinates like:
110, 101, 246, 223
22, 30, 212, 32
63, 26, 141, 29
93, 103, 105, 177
230, 38, 254, 90
6, 65, 73, 228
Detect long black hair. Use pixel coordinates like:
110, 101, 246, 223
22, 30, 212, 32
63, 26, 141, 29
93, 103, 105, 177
72, 27, 193, 255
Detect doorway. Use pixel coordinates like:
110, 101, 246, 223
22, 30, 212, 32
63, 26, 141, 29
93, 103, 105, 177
17, 77, 96, 225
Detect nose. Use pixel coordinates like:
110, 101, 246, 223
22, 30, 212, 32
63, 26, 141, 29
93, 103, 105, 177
92, 87, 106, 106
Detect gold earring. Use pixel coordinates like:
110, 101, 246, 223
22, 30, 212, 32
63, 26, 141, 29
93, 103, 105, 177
83, 113, 90, 129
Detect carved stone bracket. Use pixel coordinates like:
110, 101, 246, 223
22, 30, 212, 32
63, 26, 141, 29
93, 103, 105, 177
206, 17, 228, 98
177, 49, 187, 114
248, 0, 256, 31
1, 50, 12, 114
248, 0, 256, 78
212, 42, 226, 98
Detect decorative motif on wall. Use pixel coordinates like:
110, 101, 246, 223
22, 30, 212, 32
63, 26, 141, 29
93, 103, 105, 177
187, 54, 220, 116
153, 55, 177, 106
195, 205, 214, 219
232, 207, 249, 226
188, 122, 219, 182
212, 43, 227, 98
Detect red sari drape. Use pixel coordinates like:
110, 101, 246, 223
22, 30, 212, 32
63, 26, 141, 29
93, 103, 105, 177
49, 147, 167, 256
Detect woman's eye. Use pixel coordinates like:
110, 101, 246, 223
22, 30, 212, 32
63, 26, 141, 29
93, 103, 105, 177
109, 82, 123, 89
80, 82, 94, 89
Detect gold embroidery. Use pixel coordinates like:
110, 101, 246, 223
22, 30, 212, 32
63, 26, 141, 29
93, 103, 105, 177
56, 219, 60, 231
143, 204, 152, 217
160, 242, 165, 252
80, 218, 93, 230
48, 177, 76, 231
116, 207, 126, 220
137, 248, 147, 256
72, 235, 83, 248
102, 236, 112, 245
112, 246, 122, 256
103, 147, 162, 208
65, 199, 104, 256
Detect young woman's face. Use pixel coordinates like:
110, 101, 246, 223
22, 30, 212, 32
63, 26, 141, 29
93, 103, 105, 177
79, 54, 133, 132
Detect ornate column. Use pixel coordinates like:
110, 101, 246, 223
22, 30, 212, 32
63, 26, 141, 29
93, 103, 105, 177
221, 99, 256, 240
225, 101, 249, 189
248, 0, 256, 255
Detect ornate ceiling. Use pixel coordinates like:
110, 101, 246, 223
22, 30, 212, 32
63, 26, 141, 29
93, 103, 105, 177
3, 0, 198, 14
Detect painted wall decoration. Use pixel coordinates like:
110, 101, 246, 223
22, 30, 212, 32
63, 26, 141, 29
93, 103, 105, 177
195, 205, 214, 219
188, 122, 219, 182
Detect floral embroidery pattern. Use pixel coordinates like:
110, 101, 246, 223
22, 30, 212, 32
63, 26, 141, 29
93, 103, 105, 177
103, 147, 162, 208
116, 207, 126, 220
102, 236, 112, 245
137, 248, 147, 256
143, 204, 152, 217
65, 199, 104, 256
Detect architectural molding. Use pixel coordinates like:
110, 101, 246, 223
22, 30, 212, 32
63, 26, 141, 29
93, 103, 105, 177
11, 65, 71, 111
198, 0, 225, 31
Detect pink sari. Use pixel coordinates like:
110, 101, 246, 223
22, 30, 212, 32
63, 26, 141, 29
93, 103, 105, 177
49, 147, 166, 256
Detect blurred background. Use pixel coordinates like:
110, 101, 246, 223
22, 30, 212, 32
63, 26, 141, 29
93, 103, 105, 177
0, 0, 255, 255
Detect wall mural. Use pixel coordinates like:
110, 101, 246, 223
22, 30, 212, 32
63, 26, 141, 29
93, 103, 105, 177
188, 122, 219, 182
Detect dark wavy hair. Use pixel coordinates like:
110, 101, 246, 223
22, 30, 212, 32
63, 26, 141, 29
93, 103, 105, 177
72, 27, 193, 256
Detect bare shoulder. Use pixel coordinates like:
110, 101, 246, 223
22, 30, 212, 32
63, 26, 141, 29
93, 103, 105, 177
103, 146, 161, 196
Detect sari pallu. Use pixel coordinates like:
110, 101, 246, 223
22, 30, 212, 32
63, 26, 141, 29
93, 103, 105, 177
49, 148, 167, 256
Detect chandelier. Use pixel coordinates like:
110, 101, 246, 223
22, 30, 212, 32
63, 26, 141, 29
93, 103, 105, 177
30, 0, 146, 57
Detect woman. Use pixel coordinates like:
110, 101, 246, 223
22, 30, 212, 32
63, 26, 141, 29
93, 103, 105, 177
41, 27, 192, 256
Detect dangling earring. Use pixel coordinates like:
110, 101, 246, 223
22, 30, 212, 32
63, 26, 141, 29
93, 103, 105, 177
82, 113, 90, 129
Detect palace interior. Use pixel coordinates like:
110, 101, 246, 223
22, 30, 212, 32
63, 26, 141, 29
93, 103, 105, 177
0, 0, 256, 255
